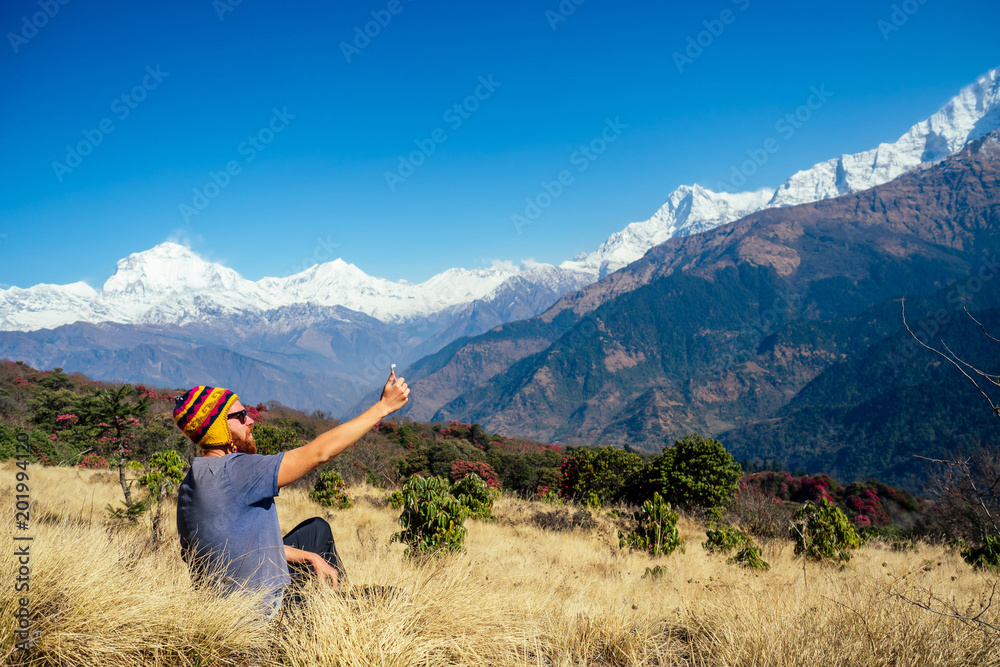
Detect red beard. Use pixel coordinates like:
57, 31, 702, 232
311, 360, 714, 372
232, 429, 257, 455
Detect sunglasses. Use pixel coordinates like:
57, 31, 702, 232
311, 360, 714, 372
227, 409, 248, 424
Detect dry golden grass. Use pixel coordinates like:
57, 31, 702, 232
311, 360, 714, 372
2, 462, 999, 666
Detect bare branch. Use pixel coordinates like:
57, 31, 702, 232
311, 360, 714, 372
964, 305, 1000, 344
940, 340, 1000, 388
892, 581, 1000, 635
914, 454, 1000, 536
901, 298, 1000, 418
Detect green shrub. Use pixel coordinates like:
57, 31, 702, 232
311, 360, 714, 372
391, 476, 468, 556
702, 524, 752, 554
310, 469, 353, 510
387, 489, 404, 509
790, 499, 863, 563
644, 434, 742, 511
451, 473, 496, 522
728, 545, 771, 571
618, 492, 684, 557
703, 523, 770, 570
961, 535, 1000, 570
560, 446, 646, 506
252, 423, 302, 456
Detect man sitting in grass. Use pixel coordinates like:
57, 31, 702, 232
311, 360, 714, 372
172, 372, 408, 617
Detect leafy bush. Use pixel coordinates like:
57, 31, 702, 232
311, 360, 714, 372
790, 499, 863, 563
703, 524, 752, 554
728, 545, 771, 571
644, 434, 742, 511
618, 492, 683, 557
387, 489, 404, 509
310, 469, 353, 510
560, 446, 645, 506
961, 535, 1000, 570
451, 473, 495, 522
391, 476, 468, 556
703, 523, 771, 570
252, 423, 302, 456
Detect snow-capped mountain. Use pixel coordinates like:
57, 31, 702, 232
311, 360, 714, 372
563, 66, 1000, 277
2, 67, 999, 335
0, 242, 531, 331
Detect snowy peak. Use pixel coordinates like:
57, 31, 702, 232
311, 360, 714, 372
769, 67, 1000, 207
560, 185, 774, 278
102, 242, 252, 295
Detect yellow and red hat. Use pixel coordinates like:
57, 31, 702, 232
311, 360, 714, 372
173, 386, 239, 447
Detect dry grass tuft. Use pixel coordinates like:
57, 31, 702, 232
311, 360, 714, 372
2, 464, 999, 666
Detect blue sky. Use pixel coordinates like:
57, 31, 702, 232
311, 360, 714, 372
1, 0, 998, 288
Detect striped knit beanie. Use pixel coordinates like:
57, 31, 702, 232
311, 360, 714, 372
173, 386, 239, 447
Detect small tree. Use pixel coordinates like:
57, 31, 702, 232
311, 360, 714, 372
310, 469, 353, 510
618, 492, 684, 557
790, 499, 862, 563
138, 450, 187, 547
94, 385, 149, 504
391, 476, 468, 557
645, 434, 742, 511
451, 473, 496, 522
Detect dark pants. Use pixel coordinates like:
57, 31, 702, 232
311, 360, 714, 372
282, 517, 346, 603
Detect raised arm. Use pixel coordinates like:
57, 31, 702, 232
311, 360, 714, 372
277, 373, 409, 488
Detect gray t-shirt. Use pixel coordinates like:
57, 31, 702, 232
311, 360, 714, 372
176, 452, 291, 614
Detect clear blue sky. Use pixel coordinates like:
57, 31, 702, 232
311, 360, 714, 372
1, 0, 998, 288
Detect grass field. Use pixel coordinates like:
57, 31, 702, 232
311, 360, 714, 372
1, 462, 998, 666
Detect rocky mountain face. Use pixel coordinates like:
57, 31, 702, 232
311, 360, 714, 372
418, 133, 1000, 489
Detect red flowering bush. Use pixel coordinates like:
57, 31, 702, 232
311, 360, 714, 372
245, 404, 265, 424
79, 453, 110, 470
450, 460, 500, 489
845, 488, 889, 525
796, 475, 838, 503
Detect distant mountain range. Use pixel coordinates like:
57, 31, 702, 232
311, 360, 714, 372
2, 67, 999, 470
